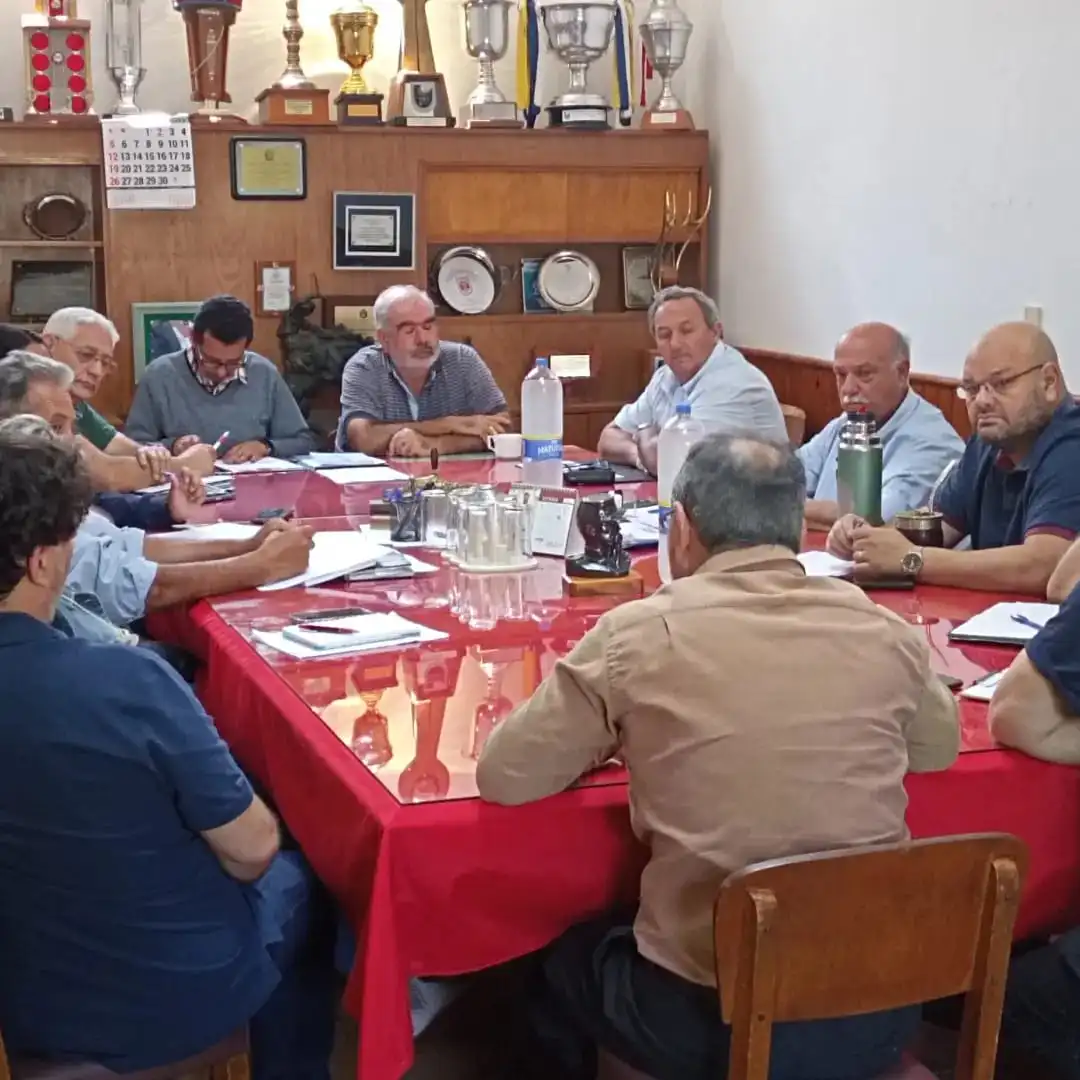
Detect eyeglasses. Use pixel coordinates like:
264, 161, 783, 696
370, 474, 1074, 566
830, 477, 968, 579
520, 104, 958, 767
956, 363, 1046, 401
73, 346, 116, 373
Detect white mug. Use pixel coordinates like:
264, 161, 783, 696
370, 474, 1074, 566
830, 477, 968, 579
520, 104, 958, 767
486, 432, 523, 460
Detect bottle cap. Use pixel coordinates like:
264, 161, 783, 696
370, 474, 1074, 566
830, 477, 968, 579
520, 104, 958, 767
675, 402, 691, 415
535, 356, 549, 368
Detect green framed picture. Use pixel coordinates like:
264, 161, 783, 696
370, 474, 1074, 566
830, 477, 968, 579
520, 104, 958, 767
131, 301, 199, 383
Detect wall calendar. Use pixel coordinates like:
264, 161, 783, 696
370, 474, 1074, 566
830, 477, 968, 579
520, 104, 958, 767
101, 116, 196, 211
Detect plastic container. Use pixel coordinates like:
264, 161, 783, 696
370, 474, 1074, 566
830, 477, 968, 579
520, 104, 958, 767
520, 356, 564, 489
657, 402, 704, 583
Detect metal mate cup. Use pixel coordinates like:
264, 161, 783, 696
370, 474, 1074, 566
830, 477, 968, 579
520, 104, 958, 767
541, 2, 616, 109
639, 0, 692, 115
331, 6, 378, 95
894, 510, 945, 549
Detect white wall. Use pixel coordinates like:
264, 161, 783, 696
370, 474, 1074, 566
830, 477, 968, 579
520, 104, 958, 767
677, 0, 1080, 382
5, 0, 1072, 381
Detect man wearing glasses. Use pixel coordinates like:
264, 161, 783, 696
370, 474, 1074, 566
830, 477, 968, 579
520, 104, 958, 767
125, 295, 315, 464
827, 321, 1080, 595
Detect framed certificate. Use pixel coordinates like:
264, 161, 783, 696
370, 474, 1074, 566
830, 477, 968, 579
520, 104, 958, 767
230, 137, 307, 201
333, 192, 416, 271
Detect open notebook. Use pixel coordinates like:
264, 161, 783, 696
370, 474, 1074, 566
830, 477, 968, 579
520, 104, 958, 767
948, 602, 1059, 646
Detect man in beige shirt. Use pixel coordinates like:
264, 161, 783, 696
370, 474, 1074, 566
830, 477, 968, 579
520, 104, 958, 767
478, 433, 959, 1080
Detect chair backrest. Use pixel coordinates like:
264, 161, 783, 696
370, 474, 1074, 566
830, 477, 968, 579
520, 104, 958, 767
780, 404, 806, 447
713, 833, 1027, 1080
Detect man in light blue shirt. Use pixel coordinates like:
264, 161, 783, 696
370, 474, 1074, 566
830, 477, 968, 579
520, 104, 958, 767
799, 323, 963, 531
598, 286, 787, 474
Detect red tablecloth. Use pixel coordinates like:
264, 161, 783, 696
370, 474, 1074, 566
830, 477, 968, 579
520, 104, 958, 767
152, 600, 1080, 1080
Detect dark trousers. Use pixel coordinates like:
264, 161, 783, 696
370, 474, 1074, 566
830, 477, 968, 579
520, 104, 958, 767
525, 913, 920, 1080
244, 852, 341, 1080
1000, 929, 1080, 1079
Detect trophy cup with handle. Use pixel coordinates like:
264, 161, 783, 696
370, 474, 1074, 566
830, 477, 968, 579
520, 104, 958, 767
386, 0, 454, 127
173, 0, 244, 126
461, 0, 521, 128
330, 4, 383, 126
256, 0, 331, 124
639, 0, 694, 129
540, 2, 616, 131
104, 0, 144, 116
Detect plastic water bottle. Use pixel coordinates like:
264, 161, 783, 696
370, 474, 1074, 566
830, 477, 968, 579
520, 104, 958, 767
520, 356, 564, 488
657, 402, 704, 583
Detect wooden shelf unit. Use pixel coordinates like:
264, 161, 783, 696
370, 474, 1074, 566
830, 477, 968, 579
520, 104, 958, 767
0, 125, 710, 430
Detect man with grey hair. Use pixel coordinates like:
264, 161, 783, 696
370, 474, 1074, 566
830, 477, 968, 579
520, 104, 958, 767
336, 284, 509, 456
799, 322, 962, 531
478, 433, 958, 1080
598, 286, 787, 474
38, 308, 216, 488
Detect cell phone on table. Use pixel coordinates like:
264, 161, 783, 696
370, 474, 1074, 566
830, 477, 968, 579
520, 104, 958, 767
937, 673, 964, 692
250, 507, 294, 524
289, 607, 372, 623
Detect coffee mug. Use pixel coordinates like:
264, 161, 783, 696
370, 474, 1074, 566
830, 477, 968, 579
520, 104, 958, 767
486, 432, 523, 460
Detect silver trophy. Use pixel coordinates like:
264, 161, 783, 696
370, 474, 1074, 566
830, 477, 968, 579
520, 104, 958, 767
639, 0, 694, 128
540, 2, 616, 130
104, 0, 145, 115
274, 0, 315, 90
462, 0, 521, 127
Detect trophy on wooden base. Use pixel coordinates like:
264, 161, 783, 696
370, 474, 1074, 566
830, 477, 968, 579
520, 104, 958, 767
104, 0, 145, 116
639, 0, 694, 130
21, 0, 95, 123
174, 0, 246, 126
257, 0, 331, 125
461, 0, 521, 128
387, 0, 454, 128
331, 4, 383, 126
540, 3, 616, 131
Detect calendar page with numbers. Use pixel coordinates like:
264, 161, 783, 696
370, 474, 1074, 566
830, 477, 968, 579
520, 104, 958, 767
101, 116, 196, 210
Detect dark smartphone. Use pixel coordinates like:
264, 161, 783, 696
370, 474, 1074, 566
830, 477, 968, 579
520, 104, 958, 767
250, 507, 294, 524
858, 579, 916, 591
937, 673, 964, 691
289, 607, 371, 623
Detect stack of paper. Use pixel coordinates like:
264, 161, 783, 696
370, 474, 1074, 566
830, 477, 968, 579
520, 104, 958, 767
797, 551, 855, 578
620, 506, 660, 548
214, 458, 307, 475
137, 474, 235, 499
960, 671, 1005, 702
258, 532, 395, 591
253, 612, 449, 659
294, 451, 385, 469
948, 602, 1059, 646
316, 466, 411, 486
163, 522, 261, 541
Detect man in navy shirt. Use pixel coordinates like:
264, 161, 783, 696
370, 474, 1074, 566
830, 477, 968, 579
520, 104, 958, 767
0, 430, 337, 1078
827, 322, 1080, 594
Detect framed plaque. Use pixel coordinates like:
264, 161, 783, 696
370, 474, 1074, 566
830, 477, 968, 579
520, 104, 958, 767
229, 137, 307, 201
333, 192, 415, 271
255, 261, 296, 316
10, 261, 93, 321
131, 301, 199, 382
325, 296, 378, 333
622, 246, 656, 310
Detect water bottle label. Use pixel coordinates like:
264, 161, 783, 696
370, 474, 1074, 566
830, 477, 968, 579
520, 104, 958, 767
523, 437, 563, 461
658, 504, 672, 535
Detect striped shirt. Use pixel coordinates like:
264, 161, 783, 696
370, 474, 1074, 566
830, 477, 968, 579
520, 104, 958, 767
336, 341, 507, 449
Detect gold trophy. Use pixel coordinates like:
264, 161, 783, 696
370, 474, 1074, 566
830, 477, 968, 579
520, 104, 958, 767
256, 0, 331, 125
386, 0, 454, 127
331, 4, 383, 126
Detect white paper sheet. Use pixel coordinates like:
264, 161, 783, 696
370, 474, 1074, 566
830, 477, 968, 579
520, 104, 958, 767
295, 452, 385, 469
163, 522, 261, 541
214, 458, 308, 474
960, 671, 1005, 702
797, 551, 855, 578
253, 612, 448, 660
949, 601, 1060, 645
257, 532, 392, 591
316, 466, 411, 486
620, 506, 660, 548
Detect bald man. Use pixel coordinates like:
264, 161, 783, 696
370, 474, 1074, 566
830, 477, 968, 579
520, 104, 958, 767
828, 322, 1080, 594
800, 323, 963, 530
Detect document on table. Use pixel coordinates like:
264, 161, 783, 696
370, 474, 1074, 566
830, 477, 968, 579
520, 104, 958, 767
316, 466, 411, 486
214, 458, 308, 474
163, 522, 261, 541
948, 602, 1060, 646
294, 452, 385, 469
258, 532, 393, 591
253, 612, 448, 660
960, 671, 1005, 702
620, 506, 660, 548
797, 551, 855, 578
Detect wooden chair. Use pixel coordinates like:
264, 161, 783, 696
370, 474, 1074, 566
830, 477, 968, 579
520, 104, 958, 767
1, 1028, 250, 1080
598, 833, 1026, 1080
780, 404, 806, 448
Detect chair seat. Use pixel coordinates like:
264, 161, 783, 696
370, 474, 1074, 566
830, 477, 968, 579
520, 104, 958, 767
12, 1028, 247, 1080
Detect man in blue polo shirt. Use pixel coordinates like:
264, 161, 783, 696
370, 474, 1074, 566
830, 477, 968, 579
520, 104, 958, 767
827, 322, 1080, 595
0, 430, 338, 1078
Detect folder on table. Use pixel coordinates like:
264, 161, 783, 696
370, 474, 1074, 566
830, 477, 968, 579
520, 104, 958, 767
948, 602, 1060, 646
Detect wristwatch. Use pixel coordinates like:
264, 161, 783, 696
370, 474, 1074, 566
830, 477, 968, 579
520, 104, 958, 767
900, 548, 924, 579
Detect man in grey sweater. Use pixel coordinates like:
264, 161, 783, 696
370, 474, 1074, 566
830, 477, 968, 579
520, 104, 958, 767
125, 296, 314, 462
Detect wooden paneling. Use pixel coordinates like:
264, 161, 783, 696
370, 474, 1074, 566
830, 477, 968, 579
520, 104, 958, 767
743, 347, 970, 439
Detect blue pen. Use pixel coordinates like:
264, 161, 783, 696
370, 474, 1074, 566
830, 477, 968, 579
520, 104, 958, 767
1011, 613, 1046, 632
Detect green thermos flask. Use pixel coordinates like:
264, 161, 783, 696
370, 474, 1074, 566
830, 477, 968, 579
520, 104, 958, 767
836, 411, 883, 525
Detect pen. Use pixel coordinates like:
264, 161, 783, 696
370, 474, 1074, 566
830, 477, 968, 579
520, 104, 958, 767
295, 623, 356, 635
211, 430, 231, 454
1011, 613, 1046, 632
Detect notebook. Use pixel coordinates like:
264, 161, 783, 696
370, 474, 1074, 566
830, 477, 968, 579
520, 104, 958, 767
254, 612, 448, 660
948, 602, 1059, 646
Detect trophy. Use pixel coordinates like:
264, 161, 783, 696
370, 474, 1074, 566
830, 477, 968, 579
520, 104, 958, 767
330, 4, 383, 126
257, 0, 331, 124
387, 0, 454, 127
174, 0, 244, 125
104, 0, 144, 116
461, 0, 521, 128
652, 184, 712, 290
639, 0, 694, 129
540, 3, 617, 130
21, 0, 94, 121
565, 492, 644, 597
